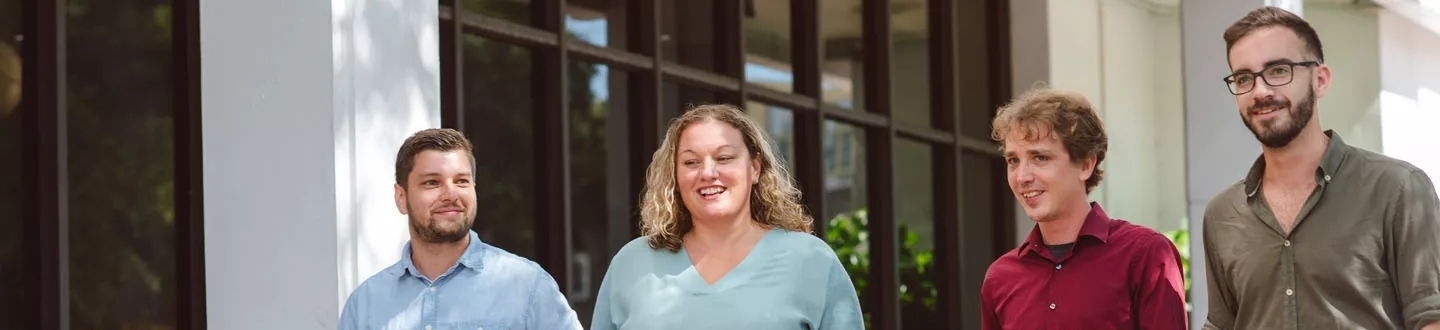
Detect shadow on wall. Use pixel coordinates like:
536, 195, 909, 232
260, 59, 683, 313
333, 0, 442, 321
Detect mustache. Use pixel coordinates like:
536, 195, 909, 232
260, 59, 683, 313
1248, 97, 1290, 114
431, 203, 466, 212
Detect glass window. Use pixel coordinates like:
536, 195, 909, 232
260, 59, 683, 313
961, 108, 992, 141
895, 138, 938, 329
661, 81, 720, 122
659, 0, 718, 72
821, 120, 870, 326
962, 151, 1004, 269
565, 0, 627, 49
820, 0, 861, 110
67, 0, 177, 327
568, 60, 631, 327
891, 0, 930, 128
0, 0, 24, 322
462, 0, 531, 26
743, 0, 793, 93
461, 34, 536, 259
743, 101, 795, 174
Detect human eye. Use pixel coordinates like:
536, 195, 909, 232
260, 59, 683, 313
1266, 65, 1291, 77
1235, 74, 1254, 85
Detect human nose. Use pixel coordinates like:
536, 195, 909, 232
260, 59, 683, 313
1012, 161, 1035, 184
438, 181, 458, 203
699, 159, 719, 181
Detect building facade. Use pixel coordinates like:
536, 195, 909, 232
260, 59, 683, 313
3, 0, 1438, 329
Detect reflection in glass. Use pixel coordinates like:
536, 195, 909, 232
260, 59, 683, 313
891, 0, 930, 128
0, 0, 23, 322
661, 82, 719, 122
895, 138, 938, 329
568, 60, 630, 327
962, 151, 1003, 285
743, 0, 793, 93
660, 0, 717, 71
565, 0, 627, 49
820, 120, 870, 326
820, 0, 861, 110
961, 102, 992, 140
461, 34, 536, 259
462, 0, 530, 26
743, 101, 795, 173
67, 0, 176, 327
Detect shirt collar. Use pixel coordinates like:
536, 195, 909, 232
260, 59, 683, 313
392, 230, 487, 279
1017, 202, 1113, 257
1243, 130, 1350, 199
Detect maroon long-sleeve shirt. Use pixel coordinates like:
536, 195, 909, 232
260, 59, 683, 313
981, 202, 1188, 330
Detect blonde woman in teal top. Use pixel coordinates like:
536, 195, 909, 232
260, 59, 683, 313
591, 104, 864, 330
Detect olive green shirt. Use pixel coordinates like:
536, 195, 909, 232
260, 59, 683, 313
1202, 131, 1440, 330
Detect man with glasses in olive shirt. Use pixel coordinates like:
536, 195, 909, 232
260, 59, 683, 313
1202, 7, 1440, 330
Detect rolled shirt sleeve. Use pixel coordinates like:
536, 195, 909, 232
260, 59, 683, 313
1393, 169, 1440, 329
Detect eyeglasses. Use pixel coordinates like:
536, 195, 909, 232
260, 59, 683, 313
1222, 61, 1320, 95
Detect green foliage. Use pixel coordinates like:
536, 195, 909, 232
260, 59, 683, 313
824, 208, 939, 328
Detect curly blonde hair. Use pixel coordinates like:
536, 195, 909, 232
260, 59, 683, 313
639, 103, 813, 251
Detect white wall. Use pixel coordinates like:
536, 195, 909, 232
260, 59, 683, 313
331, 0, 441, 315
1309, 4, 1385, 153
202, 0, 338, 327
203, 0, 439, 328
1096, 0, 1187, 232
1379, 7, 1440, 189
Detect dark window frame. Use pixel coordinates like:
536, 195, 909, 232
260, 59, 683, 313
439, 0, 1013, 328
16, 0, 206, 328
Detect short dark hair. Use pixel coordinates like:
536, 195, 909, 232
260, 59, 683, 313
1224, 6, 1325, 63
991, 88, 1108, 193
395, 128, 475, 187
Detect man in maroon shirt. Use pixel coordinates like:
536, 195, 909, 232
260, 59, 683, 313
981, 88, 1188, 329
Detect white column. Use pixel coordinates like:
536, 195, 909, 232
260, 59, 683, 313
1377, 6, 1440, 190
331, 0, 441, 316
1309, 4, 1383, 153
1181, 0, 1300, 328
202, 0, 338, 327
201, 0, 439, 328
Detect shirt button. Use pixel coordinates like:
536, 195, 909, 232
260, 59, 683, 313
1324, 175, 1332, 182
1284, 240, 1291, 247
1285, 289, 1294, 296
429, 286, 436, 293
1055, 264, 1062, 270
424, 325, 432, 330
1049, 303, 1057, 310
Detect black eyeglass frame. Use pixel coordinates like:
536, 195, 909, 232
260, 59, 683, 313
1222, 60, 1321, 95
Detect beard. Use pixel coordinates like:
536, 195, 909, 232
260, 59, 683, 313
408, 205, 472, 244
1243, 88, 1316, 149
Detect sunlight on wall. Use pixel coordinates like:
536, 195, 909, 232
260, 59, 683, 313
1381, 88, 1440, 194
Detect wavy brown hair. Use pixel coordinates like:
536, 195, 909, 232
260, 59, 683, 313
991, 88, 1108, 193
639, 104, 812, 252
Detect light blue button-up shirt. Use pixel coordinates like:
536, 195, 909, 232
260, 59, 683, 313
339, 231, 582, 330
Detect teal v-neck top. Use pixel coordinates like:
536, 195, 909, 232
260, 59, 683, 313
591, 228, 864, 330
